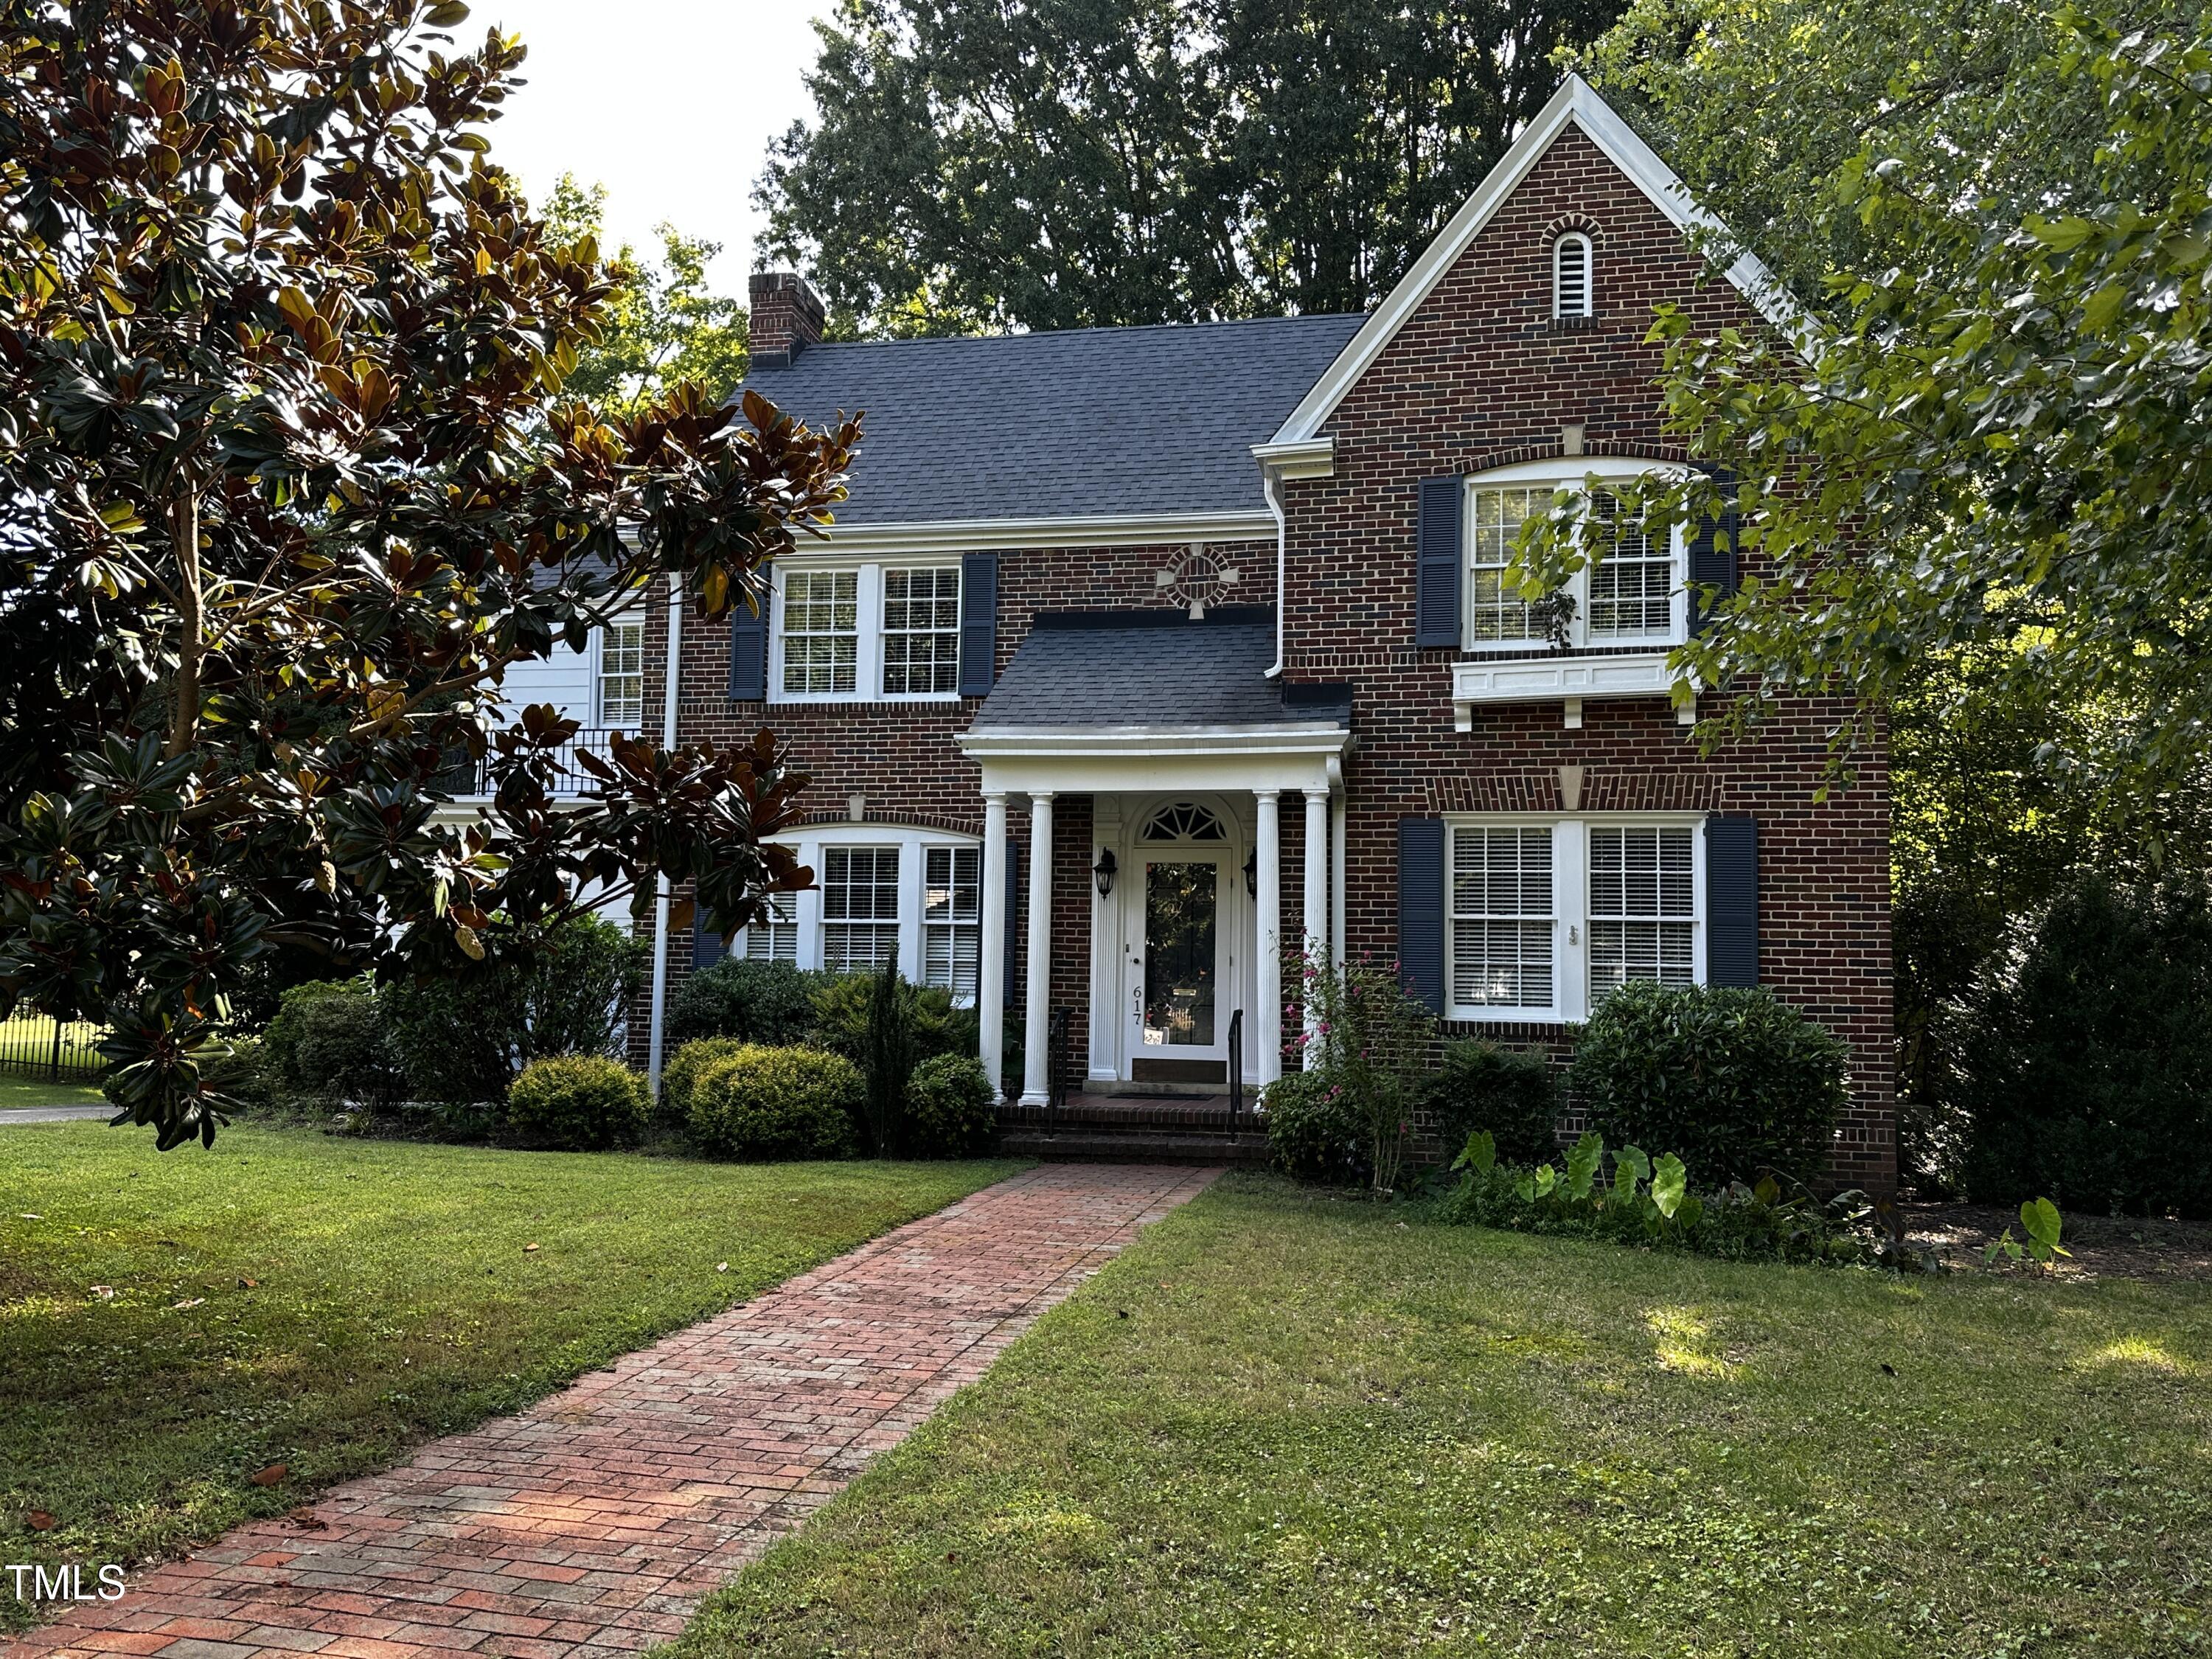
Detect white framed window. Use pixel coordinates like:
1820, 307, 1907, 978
1588, 826, 1697, 992
595, 616, 644, 728
883, 568, 962, 695
1463, 463, 1687, 653
1554, 232, 1593, 319
772, 560, 963, 703
821, 846, 902, 972
782, 569, 860, 695
737, 899, 800, 964
1450, 827, 1556, 1010
1446, 815, 1706, 1023
922, 846, 981, 996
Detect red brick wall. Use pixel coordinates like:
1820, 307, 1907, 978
1286, 123, 1895, 1187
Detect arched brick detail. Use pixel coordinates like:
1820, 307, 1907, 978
795, 808, 985, 837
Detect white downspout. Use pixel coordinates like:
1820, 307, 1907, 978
645, 573, 683, 1095
1262, 465, 1287, 678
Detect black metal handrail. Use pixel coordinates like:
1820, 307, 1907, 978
1226, 1006, 1244, 1138
446, 727, 628, 797
1046, 1006, 1071, 1138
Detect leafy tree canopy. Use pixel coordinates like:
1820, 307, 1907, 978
0, 0, 858, 1147
756, 0, 1627, 336
541, 174, 748, 414
1522, 10, 2212, 814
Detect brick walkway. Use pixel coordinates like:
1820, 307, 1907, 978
10, 1163, 1218, 1659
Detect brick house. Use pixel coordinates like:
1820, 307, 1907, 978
614, 74, 1894, 1183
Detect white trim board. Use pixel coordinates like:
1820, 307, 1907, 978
1269, 74, 1806, 448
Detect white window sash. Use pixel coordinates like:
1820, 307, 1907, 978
769, 561, 967, 706
1461, 473, 1688, 654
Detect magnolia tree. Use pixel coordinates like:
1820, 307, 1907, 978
0, 0, 860, 1147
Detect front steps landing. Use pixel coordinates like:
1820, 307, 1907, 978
996, 1095, 1272, 1166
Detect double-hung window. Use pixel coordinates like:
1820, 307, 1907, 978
737, 901, 800, 964
1464, 469, 1686, 651
821, 846, 902, 972
773, 563, 962, 702
595, 617, 644, 728
922, 846, 981, 996
1447, 818, 1705, 1022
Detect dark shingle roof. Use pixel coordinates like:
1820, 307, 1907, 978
734, 313, 1366, 526
973, 609, 1351, 730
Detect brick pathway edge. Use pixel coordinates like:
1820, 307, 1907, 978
10, 1162, 1220, 1659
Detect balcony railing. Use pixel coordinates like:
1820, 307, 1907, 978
443, 727, 630, 799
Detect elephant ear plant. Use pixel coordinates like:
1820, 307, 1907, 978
0, 0, 863, 1147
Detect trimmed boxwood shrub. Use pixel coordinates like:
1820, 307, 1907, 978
689, 1045, 860, 1161
261, 978, 400, 1105
905, 1053, 998, 1157
1947, 877, 2212, 1217
505, 1055, 650, 1150
1574, 981, 1848, 1186
1424, 1040, 1559, 1165
1264, 1070, 1367, 1185
667, 957, 823, 1048
658, 1036, 747, 1127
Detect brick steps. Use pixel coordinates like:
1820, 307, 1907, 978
996, 1096, 1272, 1166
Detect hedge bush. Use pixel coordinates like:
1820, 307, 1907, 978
1263, 1070, 1367, 1186
1425, 1040, 1559, 1165
504, 1055, 650, 1150
904, 1053, 998, 1157
1947, 877, 2212, 1217
1574, 981, 1848, 1186
260, 978, 400, 1105
668, 957, 823, 1048
659, 1036, 747, 1127
688, 1045, 860, 1161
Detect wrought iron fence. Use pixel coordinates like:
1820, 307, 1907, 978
445, 727, 627, 797
0, 1012, 105, 1079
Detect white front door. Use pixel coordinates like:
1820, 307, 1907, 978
1131, 852, 1228, 1073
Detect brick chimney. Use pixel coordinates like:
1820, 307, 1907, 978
748, 271, 825, 369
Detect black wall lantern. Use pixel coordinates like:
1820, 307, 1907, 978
1243, 849, 1258, 899
1093, 849, 1117, 898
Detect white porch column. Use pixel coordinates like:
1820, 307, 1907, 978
1255, 788, 1282, 1086
978, 792, 1007, 1100
1301, 786, 1329, 1063
1019, 792, 1054, 1107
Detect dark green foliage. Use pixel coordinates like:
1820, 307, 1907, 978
1439, 1130, 1882, 1267
668, 958, 824, 1048
259, 981, 400, 1107
198, 1035, 277, 1114
659, 1037, 748, 1127
861, 961, 915, 1155
903, 1053, 998, 1158
759, 0, 1625, 335
1573, 982, 1848, 1186
1263, 1071, 1367, 1186
688, 1046, 861, 1161
504, 1055, 650, 1151
379, 916, 649, 1105
1945, 878, 2212, 1218
810, 967, 978, 1155
1424, 1040, 1559, 1165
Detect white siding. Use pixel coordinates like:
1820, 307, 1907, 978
498, 639, 596, 724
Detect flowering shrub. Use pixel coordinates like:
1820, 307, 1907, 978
1288, 952, 1438, 1194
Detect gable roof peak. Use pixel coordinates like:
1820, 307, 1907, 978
1267, 72, 1803, 447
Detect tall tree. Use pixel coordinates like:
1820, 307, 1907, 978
0, 0, 858, 1147
755, 0, 1627, 336
541, 175, 750, 415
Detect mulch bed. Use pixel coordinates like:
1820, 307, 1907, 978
1902, 1201, 2212, 1281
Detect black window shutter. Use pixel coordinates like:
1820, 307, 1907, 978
691, 911, 726, 972
1397, 818, 1447, 1013
1688, 469, 1739, 635
958, 552, 998, 697
1414, 476, 1463, 648
1003, 839, 1021, 1009
727, 601, 769, 701
1705, 814, 1759, 986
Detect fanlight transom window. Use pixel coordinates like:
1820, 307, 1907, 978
1142, 803, 1225, 842
1554, 232, 1593, 319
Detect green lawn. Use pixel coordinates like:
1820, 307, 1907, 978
672, 1175, 2212, 1659
0, 1074, 106, 1110
0, 1122, 1020, 1630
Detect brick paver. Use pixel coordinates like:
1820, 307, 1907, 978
10, 1164, 1217, 1659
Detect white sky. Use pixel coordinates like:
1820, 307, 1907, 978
479, 0, 839, 293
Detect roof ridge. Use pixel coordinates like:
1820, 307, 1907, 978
768, 310, 1367, 360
